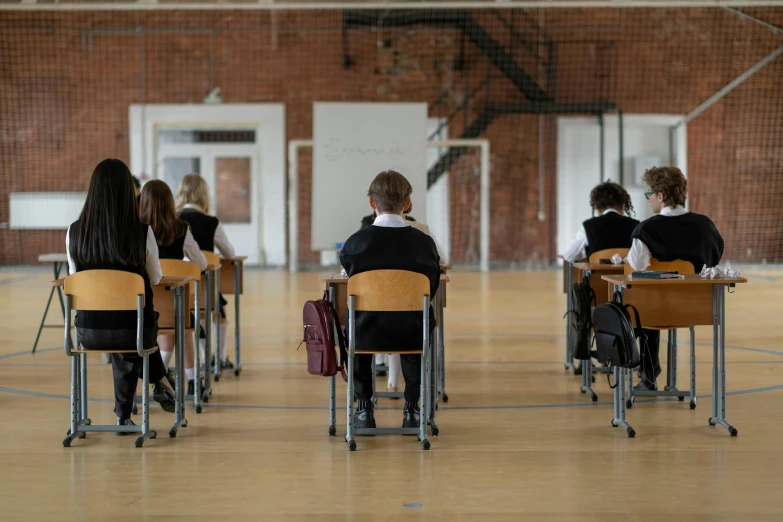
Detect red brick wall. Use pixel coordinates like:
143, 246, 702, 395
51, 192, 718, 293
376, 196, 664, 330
1, 8, 781, 265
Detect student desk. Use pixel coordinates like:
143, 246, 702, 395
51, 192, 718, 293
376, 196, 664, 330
53, 276, 194, 438
218, 256, 247, 379
318, 272, 449, 437
561, 259, 584, 374
601, 274, 747, 438
198, 263, 222, 405
34, 253, 70, 354
571, 262, 625, 402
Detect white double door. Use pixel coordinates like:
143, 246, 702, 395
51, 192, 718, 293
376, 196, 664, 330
157, 143, 260, 263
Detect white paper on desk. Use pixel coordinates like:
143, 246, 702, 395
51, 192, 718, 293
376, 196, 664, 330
700, 264, 740, 279
611, 254, 624, 265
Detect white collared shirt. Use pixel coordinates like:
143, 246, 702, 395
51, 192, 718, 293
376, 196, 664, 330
372, 213, 409, 228
182, 228, 208, 271
181, 203, 236, 258
562, 209, 620, 263
66, 225, 162, 285
626, 205, 689, 271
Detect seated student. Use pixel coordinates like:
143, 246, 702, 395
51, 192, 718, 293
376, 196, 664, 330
140, 180, 208, 397
175, 174, 236, 369
628, 166, 724, 391
562, 180, 639, 263
340, 170, 441, 429
66, 159, 176, 432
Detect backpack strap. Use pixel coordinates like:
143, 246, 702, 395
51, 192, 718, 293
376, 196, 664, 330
606, 362, 618, 389
323, 289, 349, 382
623, 303, 647, 341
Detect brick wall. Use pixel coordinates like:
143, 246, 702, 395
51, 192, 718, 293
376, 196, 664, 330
1, 8, 780, 265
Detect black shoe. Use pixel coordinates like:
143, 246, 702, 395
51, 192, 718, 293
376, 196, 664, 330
116, 418, 136, 436
375, 363, 388, 377
353, 400, 376, 432
634, 380, 658, 392
220, 358, 234, 370
153, 382, 177, 413
186, 377, 205, 399
402, 401, 421, 433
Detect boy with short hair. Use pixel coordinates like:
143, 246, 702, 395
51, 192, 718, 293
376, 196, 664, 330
340, 170, 441, 430
628, 166, 724, 390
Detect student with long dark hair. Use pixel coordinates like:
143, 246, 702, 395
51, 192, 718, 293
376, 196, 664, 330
140, 180, 207, 397
66, 159, 176, 432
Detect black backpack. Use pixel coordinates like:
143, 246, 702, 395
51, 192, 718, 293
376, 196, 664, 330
565, 281, 596, 361
592, 291, 644, 371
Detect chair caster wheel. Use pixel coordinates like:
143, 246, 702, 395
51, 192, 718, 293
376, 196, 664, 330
83, 419, 92, 426
169, 429, 177, 438
442, 393, 449, 403
422, 440, 431, 450
234, 369, 240, 377
202, 395, 209, 403
626, 400, 633, 409
708, 417, 716, 426
729, 427, 738, 437
591, 376, 596, 383
348, 440, 356, 451
432, 427, 439, 436
573, 367, 583, 376
135, 437, 144, 448
79, 432, 86, 439
581, 389, 586, 394
62, 439, 71, 448
214, 374, 220, 382
689, 401, 696, 410
564, 364, 570, 371
328, 425, 336, 436
196, 405, 203, 414
627, 428, 636, 438
678, 396, 685, 402
592, 395, 598, 402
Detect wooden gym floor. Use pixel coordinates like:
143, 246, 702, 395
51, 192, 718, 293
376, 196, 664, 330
1, 268, 783, 520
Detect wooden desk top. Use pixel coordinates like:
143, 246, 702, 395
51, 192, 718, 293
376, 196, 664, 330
319, 272, 450, 284
602, 274, 748, 286
222, 256, 248, 263
572, 262, 625, 271
53, 275, 196, 288
39, 253, 68, 263
440, 264, 452, 271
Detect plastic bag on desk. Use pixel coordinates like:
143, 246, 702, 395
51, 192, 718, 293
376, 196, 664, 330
700, 264, 739, 279
611, 253, 624, 265
725, 262, 741, 279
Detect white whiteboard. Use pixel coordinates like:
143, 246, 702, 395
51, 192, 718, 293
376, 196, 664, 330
10, 192, 86, 230
312, 103, 428, 251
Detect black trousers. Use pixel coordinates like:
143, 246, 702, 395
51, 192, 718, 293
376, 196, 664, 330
354, 354, 421, 404
77, 327, 165, 419
639, 329, 661, 383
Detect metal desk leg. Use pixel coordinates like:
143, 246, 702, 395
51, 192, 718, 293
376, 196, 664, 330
564, 261, 575, 372
328, 284, 337, 437
689, 325, 697, 410
580, 359, 598, 402
233, 261, 242, 377
709, 285, 737, 436
214, 268, 222, 381
79, 351, 91, 426
612, 367, 635, 438
193, 281, 202, 414
170, 286, 187, 437
438, 285, 447, 403
202, 272, 213, 404
429, 320, 439, 436
665, 330, 681, 399
33, 261, 67, 354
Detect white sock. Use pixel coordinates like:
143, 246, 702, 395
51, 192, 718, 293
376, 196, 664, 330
219, 322, 228, 362
161, 350, 173, 368
185, 368, 195, 380
199, 338, 206, 362
388, 354, 401, 388
375, 353, 386, 366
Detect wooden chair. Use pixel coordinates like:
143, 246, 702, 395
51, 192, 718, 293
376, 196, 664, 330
589, 248, 629, 264
624, 259, 697, 408
61, 270, 159, 448
345, 270, 432, 451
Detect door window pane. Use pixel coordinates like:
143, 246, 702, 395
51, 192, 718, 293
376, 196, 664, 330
215, 157, 251, 224
160, 157, 200, 194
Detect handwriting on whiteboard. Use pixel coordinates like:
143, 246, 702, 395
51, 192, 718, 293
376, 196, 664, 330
323, 137, 405, 162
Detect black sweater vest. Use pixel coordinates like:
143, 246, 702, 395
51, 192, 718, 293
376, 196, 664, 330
631, 212, 724, 270
71, 225, 156, 330
180, 209, 218, 251
340, 226, 441, 352
158, 229, 187, 260
582, 213, 640, 258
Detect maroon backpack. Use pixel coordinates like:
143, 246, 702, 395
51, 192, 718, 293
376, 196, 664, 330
302, 290, 347, 381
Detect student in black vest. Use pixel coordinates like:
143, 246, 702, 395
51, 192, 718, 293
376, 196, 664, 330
175, 174, 237, 369
562, 180, 639, 263
340, 170, 441, 430
140, 180, 208, 397
628, 166, 724, 390
66, 159, 176, 432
